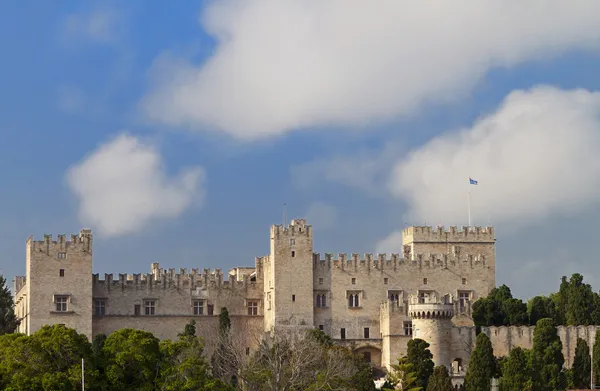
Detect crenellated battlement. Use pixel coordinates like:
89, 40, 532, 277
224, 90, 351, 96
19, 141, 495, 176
311, 250, 489, 271
403, 225, 495, 243
27, 229, 93, 255
93, 263, 260, 292
271, 219, 312, 237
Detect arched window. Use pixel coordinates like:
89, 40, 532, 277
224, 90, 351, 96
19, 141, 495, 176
316, 294, 322, 307
354, 294, 359, 307
348, 294, 354, 307
321, 294, 326, 307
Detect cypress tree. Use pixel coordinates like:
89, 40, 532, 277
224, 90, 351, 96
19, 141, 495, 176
498, 347, 532, 391
0, 275, 18, 335
464, 332, 496, 391
426, 365, 453, 391
571, 338, 591, 389
531, 318, 565, 391
406, 338, 434, 390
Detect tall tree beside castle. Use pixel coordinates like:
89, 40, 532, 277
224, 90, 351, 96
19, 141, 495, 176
0, 275, 18, 335
530, 318, 565, 391
570, 338, 591, 389
464, 333, 497, 391
472, 285, 528, 327
405, 338, 434, 390
426, 365, 453, 391
498, 347, 532, 391
592, 329, 600, 386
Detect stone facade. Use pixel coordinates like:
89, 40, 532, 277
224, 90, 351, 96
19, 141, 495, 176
14, 219, 498, 376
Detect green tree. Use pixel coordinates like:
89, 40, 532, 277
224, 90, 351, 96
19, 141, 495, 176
0, 275, 18, 335
528, 296, 556, 326
571, 338, 591, 389
0, 324, 96, 390
102, 328, 161, 391
384, 356, 422, 391
464, 332, 496, 391
531, 318, 565, 391
564, 274, 595, 326
219, 307, 231, 334
159, 322, 234, 391
472, 285, 527, 327
405, 338, 434, 390
592, 329, 600, 386
426, 365, 453, 391
499, 347, 532, 391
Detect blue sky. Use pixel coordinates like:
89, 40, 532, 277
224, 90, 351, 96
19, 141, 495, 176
2, 1, 600, 299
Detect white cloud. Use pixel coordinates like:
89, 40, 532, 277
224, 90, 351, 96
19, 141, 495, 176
141, 1, 600, 140
375, 230, 403, 254
388, 86, 600, 227
63, 7, 121, 44
66, 134, 205, 236
291, 142, 402, 195
305, 202, 338, 230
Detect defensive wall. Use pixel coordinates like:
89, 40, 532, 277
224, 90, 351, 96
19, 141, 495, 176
484, 325, 600, 368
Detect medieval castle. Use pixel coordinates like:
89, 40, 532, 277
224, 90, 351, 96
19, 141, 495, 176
12, 219, 599, 384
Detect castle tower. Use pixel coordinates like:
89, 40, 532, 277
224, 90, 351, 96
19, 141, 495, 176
402, 226, 496, 293
409, 293, 455, 369
264, 219, 314, 332
19, 230, 93, 340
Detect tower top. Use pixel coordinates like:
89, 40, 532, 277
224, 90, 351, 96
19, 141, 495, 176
403, 225, 495, 244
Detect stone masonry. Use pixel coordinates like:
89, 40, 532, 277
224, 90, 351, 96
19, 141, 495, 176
13, 219, 509, 377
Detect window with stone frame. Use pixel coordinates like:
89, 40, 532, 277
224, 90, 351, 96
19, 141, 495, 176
347, 291, 361, 308
247, 300, 259, 316
94, 299, 106, 316
193, 300, 204, 315
144, 300, 156, 315
388, 290, 402, 304
315, 293, 327, 308
403, 321, 413, 336
418, 290, 432, 304
55, 295, 68, 312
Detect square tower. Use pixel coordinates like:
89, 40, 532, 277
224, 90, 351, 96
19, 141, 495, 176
264, 219, 314, 332
402, 225, 496, 293
20, 230, 93, 340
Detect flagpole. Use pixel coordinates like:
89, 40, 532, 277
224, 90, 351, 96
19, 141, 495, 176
468, 186, 471, 227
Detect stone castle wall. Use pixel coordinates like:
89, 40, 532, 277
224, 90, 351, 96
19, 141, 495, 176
484, 325, 600, 368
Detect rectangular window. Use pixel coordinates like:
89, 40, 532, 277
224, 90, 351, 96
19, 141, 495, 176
59, 269, 65, 277
291, 250, 295, 257
404, 321, 413, 336
208, 305, 214, 315
340, 328, 346, 340
418, 291, 427, 304
364, 327, 370, 339
57, 252, 67, 259
462, 278, 467, 285
55, 295, 68, 312
290, 238, 295, 246
423, 278, 428, 285
247, 301, 258, 316
94, 299, 106, 316
384, 277, 388, 284
193, 300, 204, 315
319, 278, 323, 285
292, 295, 296, 302
319, 325, 324, 331
134, 304, 140, 316
144, 300, 156, 315
351, 278, 356, 285
246, 347, 250, 356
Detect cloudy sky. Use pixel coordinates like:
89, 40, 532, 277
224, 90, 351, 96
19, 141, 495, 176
2, 1, 600, 299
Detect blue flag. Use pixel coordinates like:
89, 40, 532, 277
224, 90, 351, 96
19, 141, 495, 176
469, 177, 478, 185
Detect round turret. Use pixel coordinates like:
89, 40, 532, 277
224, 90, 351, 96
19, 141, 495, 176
408, 294, 455, 369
